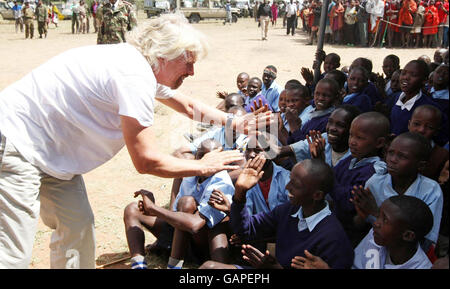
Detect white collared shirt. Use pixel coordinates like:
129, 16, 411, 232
395, 90, 423, 111
291, 201, 332, 232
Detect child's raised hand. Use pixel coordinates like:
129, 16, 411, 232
306, 130, 326, 160
216, 91, 228, 99
241, 244, 282, 269
235, 154, 266, 192
315, 49, 326, 62
250, 98, 268, 113
301, 67, 314, 85
291, 250, 330, 269
285, 107, 302, 132
134, 189, 156, 216
229, 234, 243, 246
207, 189, 231, 214
350, 185, 378, 219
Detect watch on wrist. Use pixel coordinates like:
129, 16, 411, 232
224, 113, 235, 149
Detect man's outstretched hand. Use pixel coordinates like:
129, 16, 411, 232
198, 147, 244, 176
234, 102, 274, 135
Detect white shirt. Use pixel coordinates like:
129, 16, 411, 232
353, 229, 432, 269
291, 201, 332, 232
286, 2, 297, 17
395, 91, 423, 111
0, 43, 173, 180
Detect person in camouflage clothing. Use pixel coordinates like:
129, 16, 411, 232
36, 0, 48, 38
22, 1, 35, 39
96, 0, 137, 44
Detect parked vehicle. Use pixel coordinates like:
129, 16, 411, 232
143, 0, 172, 18
177, 0, 241, 23
0, 1, 14, 20
144, 0, 240, 23
233, 0, 251, 18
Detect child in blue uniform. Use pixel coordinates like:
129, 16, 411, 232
244, 77, 273, 112
286, 104, 361, 167
348, 57, 382, 106
124, 139, 235, 269
352, 132, 443, 259
287, 78, 339, 144
292, 195, 434, 269
199, 157, 354, 269
408, 105, 449, 181
330, 111, 389, 247
390, 60, 448, 146
382, 55, 401, 97
343, 67, 373, 113
429, 64, 449, 116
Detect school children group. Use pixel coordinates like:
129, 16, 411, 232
125, 48, 449, 270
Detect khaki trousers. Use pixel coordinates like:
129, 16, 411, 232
0, 134, 96, 269
260, 16, 270, 39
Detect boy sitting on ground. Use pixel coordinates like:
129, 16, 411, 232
124, 139, 235, 269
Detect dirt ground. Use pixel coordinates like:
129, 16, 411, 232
0, 13, 438, 269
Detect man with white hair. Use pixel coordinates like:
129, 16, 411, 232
0, 13, 272, 269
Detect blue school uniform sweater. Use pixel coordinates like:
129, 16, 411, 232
287, 107, 334, 144
343, 91, 373, 113
384, 90, 402, 113
330, 155, 386, 240
363, 81, 383, 106
230, 201, 354, 269
244, 93, 273, 113
345, 81, 382, 106
390, 91, 449, 146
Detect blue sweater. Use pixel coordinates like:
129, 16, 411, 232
390, 92, 448, 146
343, 91, 373, 113
330, 155, 386, 245
230, 201, 354, 269
287, 112, 332, 144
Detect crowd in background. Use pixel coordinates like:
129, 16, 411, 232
251, 0, 449, 48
